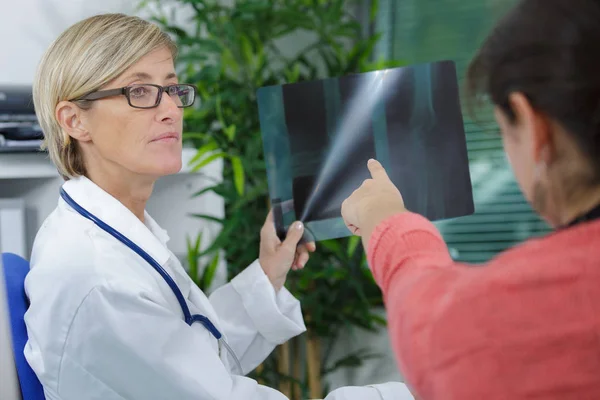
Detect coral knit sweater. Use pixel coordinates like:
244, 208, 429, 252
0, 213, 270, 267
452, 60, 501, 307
367, 212, 600, 400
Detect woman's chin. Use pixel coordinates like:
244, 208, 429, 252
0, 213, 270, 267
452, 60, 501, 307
145, 157, 183, 177
160, 159, 183, 176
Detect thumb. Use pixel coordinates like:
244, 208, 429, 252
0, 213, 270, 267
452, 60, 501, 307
367, 159, 390, 182
282, 221, 304, 250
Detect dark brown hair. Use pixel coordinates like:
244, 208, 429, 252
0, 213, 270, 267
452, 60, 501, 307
466, 0, 600, 176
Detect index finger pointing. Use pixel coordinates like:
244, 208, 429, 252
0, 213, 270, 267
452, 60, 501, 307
367, 159, 390, 181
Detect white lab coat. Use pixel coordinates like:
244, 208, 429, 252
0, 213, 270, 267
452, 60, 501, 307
23, 176, 414, 400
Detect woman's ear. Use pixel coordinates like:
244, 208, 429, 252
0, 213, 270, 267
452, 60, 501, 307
508, 92, 553, 165
55, 101, 92, 142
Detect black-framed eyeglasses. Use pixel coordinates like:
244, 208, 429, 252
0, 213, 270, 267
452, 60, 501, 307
72, 84, 197, 109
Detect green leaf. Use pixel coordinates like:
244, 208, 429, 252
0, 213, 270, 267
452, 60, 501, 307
223, 124, 236, 142
368, 312, 387, 326
320, 239, 344, 258
222, 49, 240, 74
215, 95, 225, 126
202, 252, 220, 289
360, 58, 407, 73
188, 140, 219, 166
240, 34, 254, 65
164, 25, 189, 39
198, 214, 241, 257
323, 349, 380, 375
182, 132, 208, 141
284, 63, 301, 83
231, 155, 245, 196
335, 21, 362, 38
370, 0, 379, 22
192, 65, 221, 83
180, 38, 223, 53
191, 184, 221, 198
347, 235, 361, 257
324, 0, 345, 22
186, 232, 202, 285
191, 151, 227, 171
176, 52, 209, 64
346, 32, 382, 72
190, 213, 225, 224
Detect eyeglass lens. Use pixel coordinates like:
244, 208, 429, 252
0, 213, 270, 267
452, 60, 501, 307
128, 84, 195, 108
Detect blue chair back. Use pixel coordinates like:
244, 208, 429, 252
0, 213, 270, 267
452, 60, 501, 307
1, 253, 45, 400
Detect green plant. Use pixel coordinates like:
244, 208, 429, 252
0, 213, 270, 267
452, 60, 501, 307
143, 0, 404, 397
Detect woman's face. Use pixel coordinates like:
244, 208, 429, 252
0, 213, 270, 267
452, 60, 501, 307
494, 93, 555, 222
495, 104, 537, 205
77, 46, 183, 179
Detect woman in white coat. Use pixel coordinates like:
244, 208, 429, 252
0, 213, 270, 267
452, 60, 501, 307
24, 13, 413, 400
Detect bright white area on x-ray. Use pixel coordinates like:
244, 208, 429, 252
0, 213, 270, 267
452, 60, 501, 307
300, 69, 403, 221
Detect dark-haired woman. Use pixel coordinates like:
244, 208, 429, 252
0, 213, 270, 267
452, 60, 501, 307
340, 0, 600, 399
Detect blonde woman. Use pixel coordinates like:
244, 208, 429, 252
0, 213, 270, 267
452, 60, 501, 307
24, 13, 412, 400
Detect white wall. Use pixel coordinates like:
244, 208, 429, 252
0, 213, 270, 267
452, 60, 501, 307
0, 0, 142, 85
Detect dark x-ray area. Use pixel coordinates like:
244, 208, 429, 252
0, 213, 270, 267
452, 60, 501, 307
283, 75, 377, 222
257, 60, 474, 242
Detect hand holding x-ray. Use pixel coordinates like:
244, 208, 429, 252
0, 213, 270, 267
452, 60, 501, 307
258, 60, 474, 243
258, 210, 316, 291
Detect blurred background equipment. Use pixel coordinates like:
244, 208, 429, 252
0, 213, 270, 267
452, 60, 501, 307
0, 85, 43, 153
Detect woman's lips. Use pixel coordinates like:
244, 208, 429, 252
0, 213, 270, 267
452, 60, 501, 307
151, 132, 180, 143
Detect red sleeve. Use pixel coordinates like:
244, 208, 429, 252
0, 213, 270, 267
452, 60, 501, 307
366, 213, 600, 399
367, 212, 472, 398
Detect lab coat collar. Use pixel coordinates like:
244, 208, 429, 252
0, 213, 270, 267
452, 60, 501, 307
61, 176, 172, 266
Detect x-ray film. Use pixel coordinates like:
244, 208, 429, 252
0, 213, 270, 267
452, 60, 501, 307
257, 60, 474, 242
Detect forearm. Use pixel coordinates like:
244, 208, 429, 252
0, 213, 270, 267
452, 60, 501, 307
366, 212, 452, 292
364, 212, 468, 398
359, 208, 408, 254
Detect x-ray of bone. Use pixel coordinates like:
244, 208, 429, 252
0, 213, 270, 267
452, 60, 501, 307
257, 60, 474, 242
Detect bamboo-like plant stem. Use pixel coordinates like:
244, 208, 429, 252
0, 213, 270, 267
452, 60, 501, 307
256, 363, 264, 385
306, 331, 322, 399
278, 343, 292, 397
292, 337, 302, 400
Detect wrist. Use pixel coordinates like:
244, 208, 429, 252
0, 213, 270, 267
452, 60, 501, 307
259, 257, 285, 292
268, 276, 285, 292
360, 205, 407, 242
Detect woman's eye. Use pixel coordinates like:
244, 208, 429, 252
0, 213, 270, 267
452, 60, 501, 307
130, 87, 149, 97
168, 86, 182, 96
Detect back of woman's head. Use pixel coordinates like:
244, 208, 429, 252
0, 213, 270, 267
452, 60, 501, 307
33, 13, 177, 178
467, 0, 600, 180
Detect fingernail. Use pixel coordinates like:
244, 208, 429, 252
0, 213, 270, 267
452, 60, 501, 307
368, 158, 375, 164
296, 222, 303, 230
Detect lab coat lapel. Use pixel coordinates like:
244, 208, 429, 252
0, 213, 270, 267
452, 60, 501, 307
61, 176, 172, 268
143, 213, 192, 300
144, 214, 224, 344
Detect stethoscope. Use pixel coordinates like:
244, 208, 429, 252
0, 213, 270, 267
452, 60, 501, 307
60, 188, 243, 375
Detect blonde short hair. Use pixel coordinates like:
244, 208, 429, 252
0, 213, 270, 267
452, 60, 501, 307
33, 13, 178, 179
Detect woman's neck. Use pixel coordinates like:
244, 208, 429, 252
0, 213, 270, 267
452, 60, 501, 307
551, 184, 600, 228
85, 166, 155, 223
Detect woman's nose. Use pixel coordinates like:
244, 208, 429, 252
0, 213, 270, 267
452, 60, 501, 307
157, 92, 181, 120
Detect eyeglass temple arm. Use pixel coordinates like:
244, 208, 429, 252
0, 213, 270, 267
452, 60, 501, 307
77, 88, 126, 101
